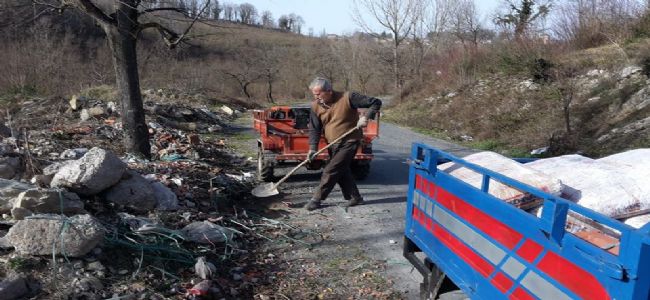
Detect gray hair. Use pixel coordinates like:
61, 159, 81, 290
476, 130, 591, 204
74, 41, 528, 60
309, 77, 332, 91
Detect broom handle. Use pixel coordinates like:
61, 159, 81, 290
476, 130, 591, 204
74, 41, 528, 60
273, 126, 361, 188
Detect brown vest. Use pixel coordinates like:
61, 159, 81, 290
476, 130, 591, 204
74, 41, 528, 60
311, 91, 363, 143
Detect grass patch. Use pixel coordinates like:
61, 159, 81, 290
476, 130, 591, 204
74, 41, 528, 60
79, 85, 117, 102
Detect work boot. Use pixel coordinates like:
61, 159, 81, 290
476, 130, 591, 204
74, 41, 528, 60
305, 199, 322, 211
343, 197, 364, 207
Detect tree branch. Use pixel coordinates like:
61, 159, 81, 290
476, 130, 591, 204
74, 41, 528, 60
70, 0, 115, 25
138, 7, 186, 16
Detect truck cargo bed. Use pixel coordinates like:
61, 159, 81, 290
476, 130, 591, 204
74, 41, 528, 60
404, 143, 650, 300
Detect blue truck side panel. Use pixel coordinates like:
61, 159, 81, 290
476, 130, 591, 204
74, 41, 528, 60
405, 143, 650, 299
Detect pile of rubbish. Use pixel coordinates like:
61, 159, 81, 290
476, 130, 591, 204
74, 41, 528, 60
0, 91, 273, 299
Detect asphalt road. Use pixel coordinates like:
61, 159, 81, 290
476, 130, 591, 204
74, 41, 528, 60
269, 121, 475, 298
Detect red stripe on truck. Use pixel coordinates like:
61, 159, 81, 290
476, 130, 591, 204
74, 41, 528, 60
491, 272, 514, 293
516, 239, 543, 263
432, 224, 494, 277
537, 251, 610, 300
509, 287, 536, 300
435, 187, 523, 249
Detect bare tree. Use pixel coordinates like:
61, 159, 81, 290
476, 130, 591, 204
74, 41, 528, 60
552, 0, 642, 48
353, 0, 423, 100
260, 10, 274, 28
450, 0, 483, 51
222, 49, 264, 100
210, 0, 221, 19
222, 3, 236, 21
289, 13, 304, 34
238, 2, 256, 25
29, 0, 209, 158
409, 0, 453, 80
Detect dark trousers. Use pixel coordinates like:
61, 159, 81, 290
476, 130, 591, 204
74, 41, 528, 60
312, 140, 362, 202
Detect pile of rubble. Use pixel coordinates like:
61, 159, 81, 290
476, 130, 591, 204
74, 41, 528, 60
0, 91, 268, 299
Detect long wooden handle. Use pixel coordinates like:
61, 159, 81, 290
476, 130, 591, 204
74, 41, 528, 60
272, 126, 360, 188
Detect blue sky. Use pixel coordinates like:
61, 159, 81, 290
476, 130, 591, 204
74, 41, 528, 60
225, 0, 503, 35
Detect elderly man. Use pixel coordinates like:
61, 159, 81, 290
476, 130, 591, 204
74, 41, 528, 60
305, 77, 382, 211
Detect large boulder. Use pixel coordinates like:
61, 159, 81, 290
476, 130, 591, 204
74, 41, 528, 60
0, 179, 34, 213
50, 148, 126, 196
103, 170, 156, 212
6, 214, 104, 257
0, 157, 20, 179
12, 188, 84, 220
0, 273, 30, 300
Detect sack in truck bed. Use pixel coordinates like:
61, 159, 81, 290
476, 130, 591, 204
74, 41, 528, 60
439, 151, 562, 209
527, 153, 649, 219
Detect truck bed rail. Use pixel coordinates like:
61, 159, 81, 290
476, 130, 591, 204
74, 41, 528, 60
405, 142, 650, 300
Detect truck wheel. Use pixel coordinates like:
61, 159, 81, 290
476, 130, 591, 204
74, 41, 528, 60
257, 149, 274, 182
351, 161, 370, 180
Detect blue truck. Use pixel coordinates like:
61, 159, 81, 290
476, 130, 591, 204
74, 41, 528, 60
403, 143, 650, 300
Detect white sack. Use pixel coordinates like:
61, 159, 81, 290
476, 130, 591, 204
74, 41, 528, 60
527, 154, 647, 218
439, 151, 562, 207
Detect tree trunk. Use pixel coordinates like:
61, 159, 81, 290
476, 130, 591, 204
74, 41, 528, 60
393, 38, 401, 101
104, 0, 151, 159
266, 77, 274, 103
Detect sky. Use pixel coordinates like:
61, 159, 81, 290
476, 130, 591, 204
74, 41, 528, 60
224, 0, 504, 35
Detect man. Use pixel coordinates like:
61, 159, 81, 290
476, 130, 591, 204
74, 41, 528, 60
305, 77, 382, 211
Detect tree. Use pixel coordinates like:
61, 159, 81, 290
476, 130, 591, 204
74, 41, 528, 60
223, 3, 236, 21
353, 0, 424, 100
278, 15, 290, 31
221, 48, 264, 101
260, 10, 274, 28
238, 2, 257, 25
450, 0, 483, 51
31, 0, 209, 158
495, 0, 552, 40
210, 0, 221, 19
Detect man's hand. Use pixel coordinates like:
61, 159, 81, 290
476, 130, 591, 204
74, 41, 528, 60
307, 149, 317, 162
356, 116, 368, 128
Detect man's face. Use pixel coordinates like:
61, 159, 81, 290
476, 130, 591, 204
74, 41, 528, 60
311, 86, 333, 103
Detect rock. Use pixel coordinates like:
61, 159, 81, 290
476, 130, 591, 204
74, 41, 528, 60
586, 69, 604, 77
619, 66, 642, 78
74, 276, 103, 292
0, 273, 29, 300
80, 109, 91, 121
88, 107, 105, 118
30, 175, 52, 187
0, 236, 12, 249
181, 221, 236, 244
220, 105, 234, 116
51, 147, 126, 196
12, 188, 84, 220
103, 170, 156, 212
0, 179, 34, 213
6, 214, 105, 257
60, 148, 89, 160
42, 161, 74, 176
87, 261, 105, 271
69, 95, 88, 111
10, 207, 31, 220
149, 181, 179, 211
0, 123, 11, 138
0, 157, 20, 179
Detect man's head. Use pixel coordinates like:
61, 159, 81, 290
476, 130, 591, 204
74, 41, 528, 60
309, 77, 333, 104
